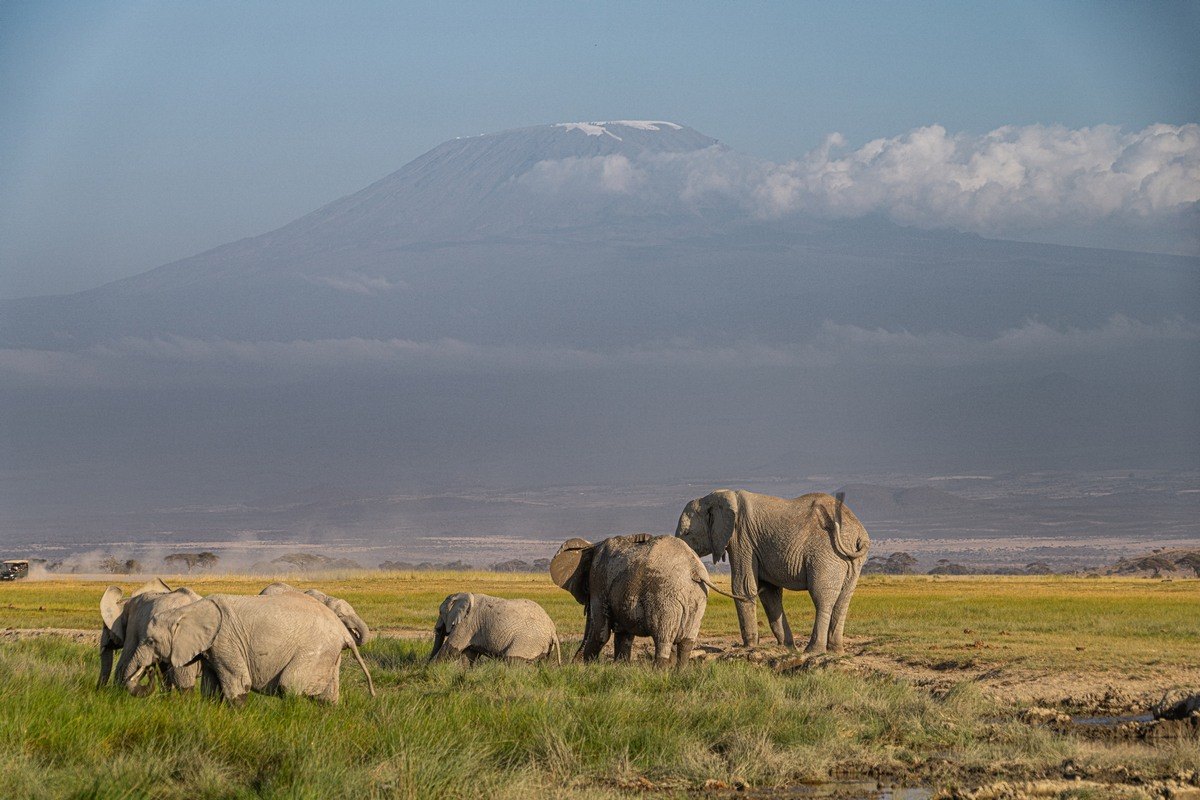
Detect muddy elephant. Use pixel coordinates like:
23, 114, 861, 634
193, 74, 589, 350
99, 578, 202, 695
259, 582, 373, 645
550, 533, 732, 668
675, 490, 869, 654
429, 593, 561, 664
130, 593, 376, 704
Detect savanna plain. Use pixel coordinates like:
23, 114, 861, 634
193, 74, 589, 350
2, 573, 1198, 799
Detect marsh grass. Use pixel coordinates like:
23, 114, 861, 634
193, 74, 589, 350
2, 635, 1198, 798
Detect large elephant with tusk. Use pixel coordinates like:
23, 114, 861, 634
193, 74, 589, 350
675, 491, 869, 654
99, 578, 202, 695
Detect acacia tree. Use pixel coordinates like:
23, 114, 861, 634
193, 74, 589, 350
1175, 553, 1200, 578
163, 552, 220, 573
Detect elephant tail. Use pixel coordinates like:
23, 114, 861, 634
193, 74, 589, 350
551, 633, 562, 665
830, 492, 869, 561
345, 636, 377, 698
695, 577, 757, 603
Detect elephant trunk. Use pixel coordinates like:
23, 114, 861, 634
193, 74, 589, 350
120, 645, 157, 697
428, 626, 446, 662
349, 617, 373, 646
97, 640, 115, 689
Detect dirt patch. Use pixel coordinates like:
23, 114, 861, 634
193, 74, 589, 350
1, 627, 97, 644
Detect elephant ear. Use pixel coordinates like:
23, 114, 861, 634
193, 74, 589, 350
550, 539, 593, 605
132, 578, 171, 597
100, 586, 126, 636
442, 593, 474, 631
167, 599, 221, 669
174, 587, 202, 603
704, 490, 739, 565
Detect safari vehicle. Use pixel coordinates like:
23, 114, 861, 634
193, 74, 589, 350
1, 560, 29, 581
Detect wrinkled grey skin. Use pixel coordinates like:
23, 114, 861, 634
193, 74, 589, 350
553, 534, 709, 668
98, 578, 202, 695
130, 593, 376, 705
259, 582, 373, 645
429, 593, 561, 664
675, 490, 869, 654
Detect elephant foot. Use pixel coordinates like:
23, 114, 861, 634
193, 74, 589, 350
653, 658, 672, 670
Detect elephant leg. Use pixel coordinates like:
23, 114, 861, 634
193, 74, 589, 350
651, 637, 673, 669
316, 672, 340, 704
827, 567, 860, 654
734, 598, 759, 647
805, 589, 834, 655
580, 601, 611, 662
612, 631, 634, 662
200, 662, 221, 700
674, 638, 695, 668
214, 662, 251, 705
757, 583, 794, 648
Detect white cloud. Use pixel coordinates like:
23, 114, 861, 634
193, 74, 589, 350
744, 123, 1200, 234
521, 123, 1200, 248
304, 272, 403, 295
520, 154, 646, 194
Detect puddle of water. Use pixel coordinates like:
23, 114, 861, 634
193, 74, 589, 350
1071, 713, 1153, 726
748, 782, 932, 799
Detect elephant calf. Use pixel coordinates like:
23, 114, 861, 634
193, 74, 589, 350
99, 578, 202, 695
551, 533, 720, 668
260, 582, 373, 645
430, 593, 561, 664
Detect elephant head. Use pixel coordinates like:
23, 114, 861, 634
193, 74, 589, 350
674, 490, 739, 565
98, 577, 173, 689
549, 538, 594, 605
124, 598, 221, 694
429, 592, 474, 661
305, 589, 373, 646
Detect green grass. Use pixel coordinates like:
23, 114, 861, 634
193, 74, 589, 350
3, 574, 1200, 797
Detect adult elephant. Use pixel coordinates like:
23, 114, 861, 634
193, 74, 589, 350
675, 491, 869, 654
550, 533, 732, 668
99, 578, 202, 694
129, 593, 376, 704
259, 582, 374, 646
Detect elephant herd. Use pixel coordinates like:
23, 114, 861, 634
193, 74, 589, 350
95, 490, 870, 704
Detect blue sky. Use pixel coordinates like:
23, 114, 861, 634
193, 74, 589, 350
1, 0, 1198, 297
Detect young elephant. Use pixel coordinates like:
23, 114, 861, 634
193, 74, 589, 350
259, 582, 374, 645
429, 593, 561, 664
550, 533, 725, 668
98, 578, 202, 695
131, 593, 376, 704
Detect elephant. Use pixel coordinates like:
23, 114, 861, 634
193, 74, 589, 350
428, 593, 561, 664
98, 577, 202, 695
550, 533, 728, 668
675, 490, 869, 654
129, 592, 376, 704
259, 582, 373, 645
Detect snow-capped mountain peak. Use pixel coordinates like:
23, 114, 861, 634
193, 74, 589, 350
554, 120, 685, 139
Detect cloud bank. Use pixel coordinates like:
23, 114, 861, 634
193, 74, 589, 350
2, 315, 1193, 389
524, 123, 1200, 251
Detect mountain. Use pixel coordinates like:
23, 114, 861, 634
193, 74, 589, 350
0, 120, 1197, 532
